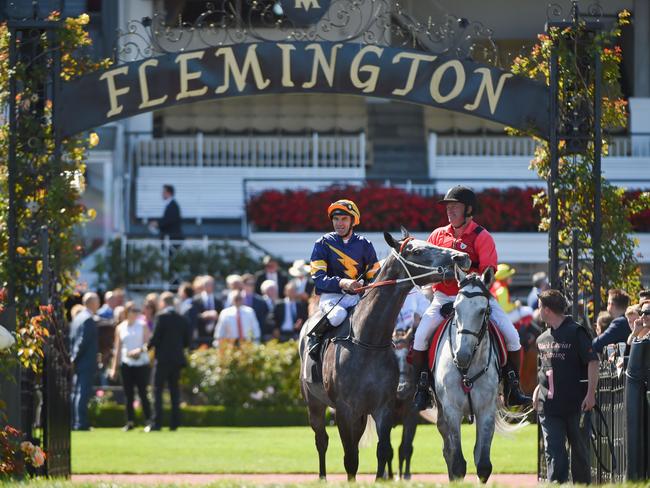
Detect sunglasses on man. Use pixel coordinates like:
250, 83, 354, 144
641, 310, 650, 316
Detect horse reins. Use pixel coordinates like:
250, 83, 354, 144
333, 237, 452, 351
448, 276, 496, 424
353, 237, 453, 294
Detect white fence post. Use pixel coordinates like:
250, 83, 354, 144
428, 132, 438, 179
312, 132, 319, 167
359, 132, 366, 169
197, 132, 204, 167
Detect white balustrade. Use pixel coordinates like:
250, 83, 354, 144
435, 134, 650, 157
134, 133, 365, 169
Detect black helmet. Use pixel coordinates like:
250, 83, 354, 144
438, 186, 477, 215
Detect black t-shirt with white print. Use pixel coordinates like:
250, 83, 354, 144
536, 317, 598, 416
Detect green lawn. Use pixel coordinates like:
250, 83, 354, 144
72, 424, 536, 474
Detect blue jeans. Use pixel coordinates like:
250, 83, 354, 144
539, 411, 592, 484
72, 369, 94, 429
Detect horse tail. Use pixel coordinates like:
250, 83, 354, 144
359, 415, 377, 448
494, 397, 531, 436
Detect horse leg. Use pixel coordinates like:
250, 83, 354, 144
437, 409, 466, 481
399, 408, 417, 480
337, 412, 366, 481
474, 410, 496, 483
373, 406, 394, 481
307, 400, 329, 480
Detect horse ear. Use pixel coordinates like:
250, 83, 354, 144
455, 265, 467, 283
482, 267, 495, 287
400, 226, 410, 239
384, 231, 399, 250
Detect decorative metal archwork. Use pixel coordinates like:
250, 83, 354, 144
115, 0, 499, 65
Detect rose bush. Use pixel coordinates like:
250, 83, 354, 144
0, 402, 46, 478
181, 341, 302, 408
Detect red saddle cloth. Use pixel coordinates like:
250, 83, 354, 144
428, 315, 507, 370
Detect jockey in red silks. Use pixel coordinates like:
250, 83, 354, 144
411, 186, 531, 410
307, 199, 380, 359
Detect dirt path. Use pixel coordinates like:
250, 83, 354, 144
73, 473, 538, 485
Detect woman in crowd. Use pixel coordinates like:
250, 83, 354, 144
110, 301, 152, 431
143, 299, 157, 332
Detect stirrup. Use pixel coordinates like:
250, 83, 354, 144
308, 336, 323, 360
413, 372, 433, 410
505, 371, 531, 407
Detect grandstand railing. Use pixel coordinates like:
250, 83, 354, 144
133, 132, 366, 169
434, 134, 650, 157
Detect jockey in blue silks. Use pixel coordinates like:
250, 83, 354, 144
307, 199, 380, 359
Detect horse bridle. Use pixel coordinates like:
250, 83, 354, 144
335, 237, 453, 351
389, 237, 456, 290
353, 236, 455, 294
448, 275, 495, 423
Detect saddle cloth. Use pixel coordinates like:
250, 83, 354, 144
428, 315, 507, 371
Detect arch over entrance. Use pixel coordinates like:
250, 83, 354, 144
57, 41, 549, 138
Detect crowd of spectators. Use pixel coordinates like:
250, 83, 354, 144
67, 253, 648, 433
66, 255, 315, 431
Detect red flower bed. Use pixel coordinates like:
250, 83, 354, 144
247, 185, 536, 232
247, 185, 650, 232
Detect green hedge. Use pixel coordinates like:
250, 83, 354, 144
89, 403, 310, 427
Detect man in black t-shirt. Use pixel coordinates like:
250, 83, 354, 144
533, 290, 599, 485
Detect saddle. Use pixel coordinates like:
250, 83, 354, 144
427, 312, 507, 372
302, 309, 355, 384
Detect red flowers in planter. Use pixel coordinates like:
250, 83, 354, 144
247, 185, 650, 232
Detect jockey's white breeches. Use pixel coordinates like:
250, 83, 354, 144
507, 305, 534, 325
319, 293, 360, 327
413, 291, 521, 352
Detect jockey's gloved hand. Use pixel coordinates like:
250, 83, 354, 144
340, 278, 362, 292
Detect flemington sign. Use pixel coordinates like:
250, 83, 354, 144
57, 42, 549, 138
54, 0, 550, 138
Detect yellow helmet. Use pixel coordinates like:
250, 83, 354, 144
494, 263, 516, 281
327, 199, 361, 226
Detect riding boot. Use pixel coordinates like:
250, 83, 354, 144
308, 316, 334, 360
503, 350, 532, 407
412, 349, 433, 411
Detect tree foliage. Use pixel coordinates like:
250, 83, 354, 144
0, 14, 111, 373
508, 10, 649, 304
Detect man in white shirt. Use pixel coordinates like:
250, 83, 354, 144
213, 290, 261, 347
395, 288, 431, 332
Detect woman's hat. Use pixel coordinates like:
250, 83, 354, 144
289, 259, 311, 277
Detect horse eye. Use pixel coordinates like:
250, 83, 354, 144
412, 248, 422, 255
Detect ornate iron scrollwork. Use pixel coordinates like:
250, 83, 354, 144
114, 0, 497, 64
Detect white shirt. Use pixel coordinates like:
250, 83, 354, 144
118, 320, 149, 367
395, 289, 431, 331
213, 305, 260, 346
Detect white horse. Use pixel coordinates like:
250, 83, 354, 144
433, 267, 502, 483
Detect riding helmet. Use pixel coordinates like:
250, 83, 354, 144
438, 185, 477, 214
327, 199, 361, 226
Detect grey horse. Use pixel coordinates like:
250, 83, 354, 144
433, 267, 500, 483
299, 229, 470, 481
